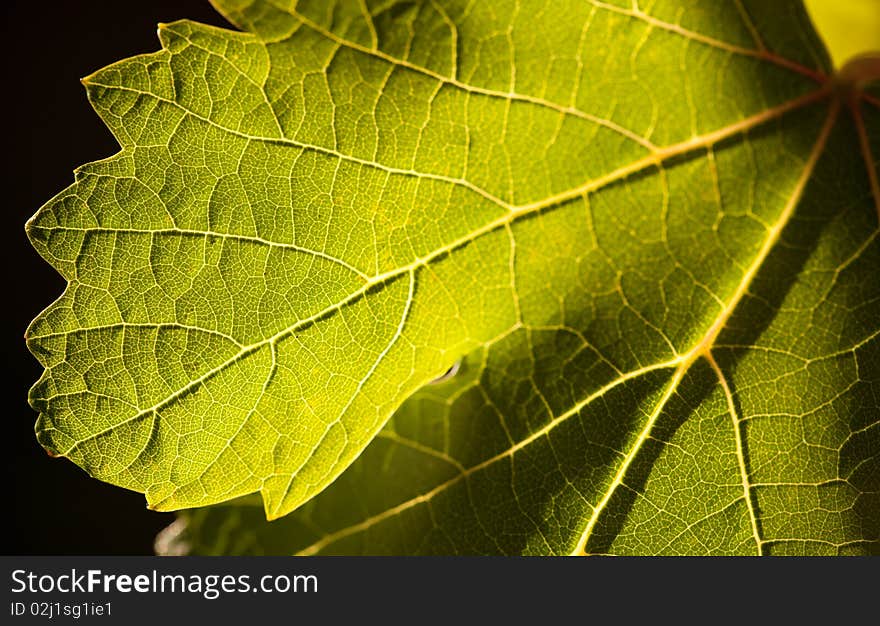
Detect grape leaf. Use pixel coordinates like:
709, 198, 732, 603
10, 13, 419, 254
28, 0, 880, 554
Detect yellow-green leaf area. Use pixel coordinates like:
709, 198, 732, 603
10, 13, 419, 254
28, 0, 879, 554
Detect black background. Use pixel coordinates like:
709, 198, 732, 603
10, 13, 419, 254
4, 1, 230, 555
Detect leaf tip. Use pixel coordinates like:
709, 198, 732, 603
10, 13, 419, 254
260, 487, 285, 522
23, 213, 36, 242
145, 487, 172, 512
145, 492, 168, 512
156, 22, 171, 41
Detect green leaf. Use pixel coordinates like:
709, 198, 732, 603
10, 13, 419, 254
29, 0, 879, 554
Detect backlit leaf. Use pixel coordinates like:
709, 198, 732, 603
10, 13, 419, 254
28, 0, 879, 554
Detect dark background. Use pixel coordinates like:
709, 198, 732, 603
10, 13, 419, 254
4, 1, 229, 555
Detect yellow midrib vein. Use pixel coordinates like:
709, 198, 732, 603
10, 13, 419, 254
50, 87, 830, 459
569, 100, 839, 556
294, 100, 840, 557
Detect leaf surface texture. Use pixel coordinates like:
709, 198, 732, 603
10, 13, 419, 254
27, 0, 880, 554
